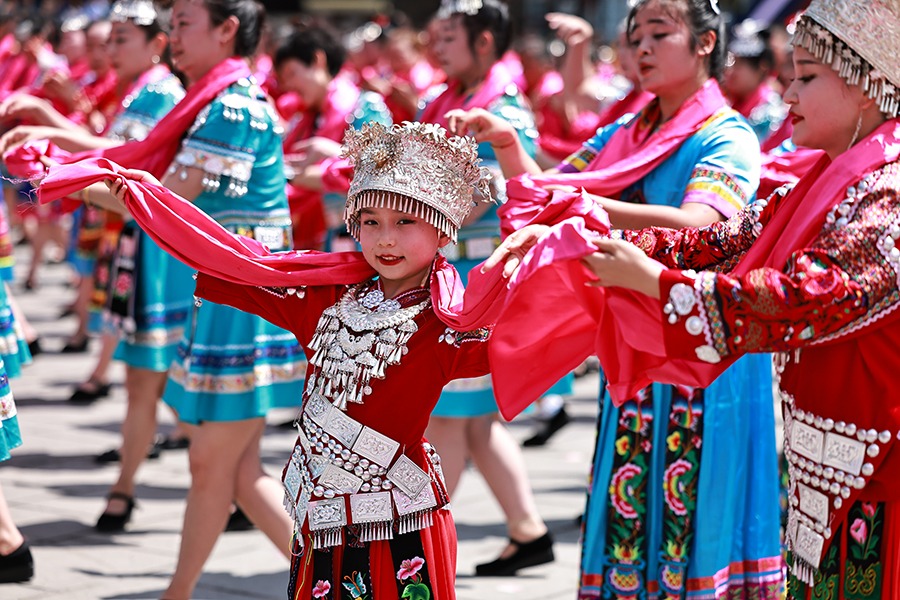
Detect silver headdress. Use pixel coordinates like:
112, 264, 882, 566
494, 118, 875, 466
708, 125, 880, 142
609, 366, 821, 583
110, 0, 158, 26
342, 121, 493, 243
437, 0, 484, 19
793, 0, 900, 117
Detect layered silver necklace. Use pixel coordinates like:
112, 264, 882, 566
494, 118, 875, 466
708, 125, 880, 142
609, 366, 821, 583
307, 282, 430, 411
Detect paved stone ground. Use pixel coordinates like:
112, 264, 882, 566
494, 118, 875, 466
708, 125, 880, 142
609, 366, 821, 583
1, 256, 602, 600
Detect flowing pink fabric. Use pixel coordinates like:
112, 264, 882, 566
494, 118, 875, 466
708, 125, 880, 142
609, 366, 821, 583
489, 119, 900, 415
36, 157, 610, 419
2, 66, 175, 179
4, 57, 249, 209
37, 157, 512, 330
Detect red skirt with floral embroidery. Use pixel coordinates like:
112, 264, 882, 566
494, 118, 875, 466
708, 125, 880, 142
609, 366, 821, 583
288, 508, 457, 600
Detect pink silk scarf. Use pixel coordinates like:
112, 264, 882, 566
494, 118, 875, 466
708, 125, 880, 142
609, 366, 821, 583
35, 157, 614, 418
37, 157, 516, 331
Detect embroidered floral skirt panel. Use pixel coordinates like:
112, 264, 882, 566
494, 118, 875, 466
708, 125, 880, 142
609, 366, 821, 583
579, 353, 784, 599
288, 507, 457, 600
111, 227, 194, 372
787, 500, 900, 600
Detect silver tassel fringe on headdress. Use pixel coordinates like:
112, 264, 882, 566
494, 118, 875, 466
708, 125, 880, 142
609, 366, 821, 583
793, 0, 900, 118
342, 121, 493, 243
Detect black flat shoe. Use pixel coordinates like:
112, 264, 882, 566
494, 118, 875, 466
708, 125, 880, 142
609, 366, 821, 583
474, 532, 555, 576
224, 507, 255, 532
26, 338, 42, 358
68, 380, 111, 404
94, 443, 161, 464
0, 541, 34, 583
95, 492, 136, 532
156, 435, 190, 451
60, 337, 89, 354
522, 407, 571, 447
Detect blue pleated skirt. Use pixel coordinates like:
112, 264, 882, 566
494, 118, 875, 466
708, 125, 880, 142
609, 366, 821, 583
163, 298, 306, 424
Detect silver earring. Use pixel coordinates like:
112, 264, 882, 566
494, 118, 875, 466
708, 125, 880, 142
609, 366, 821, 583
847, 112, 863, 150
151, 55, 160, 64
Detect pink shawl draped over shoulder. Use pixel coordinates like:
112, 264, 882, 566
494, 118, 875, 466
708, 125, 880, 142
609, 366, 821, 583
4, 57, 250, 210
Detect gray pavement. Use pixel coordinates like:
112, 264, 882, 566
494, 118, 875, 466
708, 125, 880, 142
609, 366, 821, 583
2, 255, 601, 600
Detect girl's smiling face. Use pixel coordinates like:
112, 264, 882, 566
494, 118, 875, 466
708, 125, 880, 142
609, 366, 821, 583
357, 203, 451, 298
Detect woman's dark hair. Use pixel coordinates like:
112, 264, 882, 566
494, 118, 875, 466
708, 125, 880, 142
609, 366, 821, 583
273, 21, 345, 77
202, 0, 265, 57
626, 0, 727, 83
446, 0, 512, 59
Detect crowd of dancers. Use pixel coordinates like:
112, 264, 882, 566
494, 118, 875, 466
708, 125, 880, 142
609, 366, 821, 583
0, 0, 898, 599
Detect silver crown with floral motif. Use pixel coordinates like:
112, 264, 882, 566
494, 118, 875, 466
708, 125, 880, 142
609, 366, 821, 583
343, 121, 493, 243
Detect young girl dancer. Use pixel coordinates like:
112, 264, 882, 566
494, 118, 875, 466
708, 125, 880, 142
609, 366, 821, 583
41, 120, 506, 599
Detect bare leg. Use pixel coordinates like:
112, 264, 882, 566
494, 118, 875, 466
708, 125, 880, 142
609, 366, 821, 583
0, 483, 24, 556
2, 188, 21, 240
102, 367, 167, 516
84, 333, 118, 384
233, 425, 292, 558
163, 418, 268, 600
466, 415, 547, 554
5, 285, 37, 344
425, 416, 469, 496
65, 276, 92, 345
24, 221, 49, 289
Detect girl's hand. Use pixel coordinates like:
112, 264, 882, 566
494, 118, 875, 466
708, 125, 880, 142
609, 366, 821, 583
546, 13, 594, 47
444, 108, 518, 150
0, 93, 53, 124
481, 224, 551, 278
0, 125, 54, 155
581, 238, 663, 299
104, 167, 162, 206
287, 136, 342, 166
